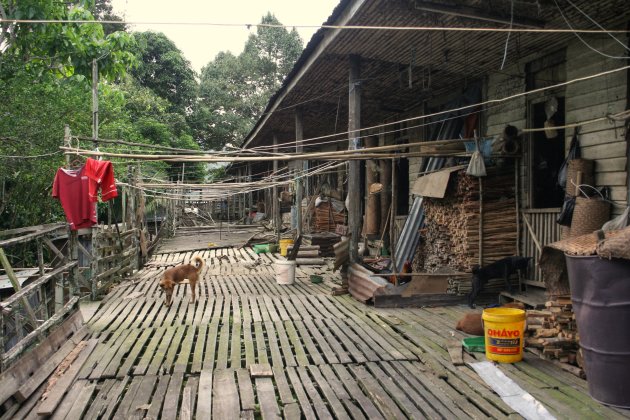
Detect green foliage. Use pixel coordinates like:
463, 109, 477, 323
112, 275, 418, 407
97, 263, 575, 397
130, 32, 198, 115
195, 13, 303, 150
0, 0, 136, 81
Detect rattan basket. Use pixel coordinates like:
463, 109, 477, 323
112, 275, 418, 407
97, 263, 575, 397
570, 196, 610, 237
566, 159, 594, 196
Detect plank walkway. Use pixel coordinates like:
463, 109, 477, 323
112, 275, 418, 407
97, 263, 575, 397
15, 238, 630, 419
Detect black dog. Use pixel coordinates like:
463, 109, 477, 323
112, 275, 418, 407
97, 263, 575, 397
468, 256, 531, 308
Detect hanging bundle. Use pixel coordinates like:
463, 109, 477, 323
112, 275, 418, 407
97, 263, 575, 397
466, 132, 486, 177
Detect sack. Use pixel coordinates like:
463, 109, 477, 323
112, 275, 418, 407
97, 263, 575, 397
602, 206, 630, 232
557, 127, 581, 189
466, 138, 486, 177
557, 196, 576, 226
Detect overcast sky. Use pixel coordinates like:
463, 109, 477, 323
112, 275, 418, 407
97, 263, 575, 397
110, 0, 340, 73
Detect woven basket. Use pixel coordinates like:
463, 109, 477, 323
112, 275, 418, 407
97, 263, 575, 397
597, 225, 630, 260
566, 159, 594, 196
570, 197, 610, 236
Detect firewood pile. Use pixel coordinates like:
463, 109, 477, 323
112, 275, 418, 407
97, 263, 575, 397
419, 168, 517, 280
525, 297, 585, 378
303, 232, 342, 257
314, 201, 346, 232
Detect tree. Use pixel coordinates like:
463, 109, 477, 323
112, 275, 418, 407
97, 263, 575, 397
130, 32, 198, 115
195, 13, 303, 150
0, 0, 135, 81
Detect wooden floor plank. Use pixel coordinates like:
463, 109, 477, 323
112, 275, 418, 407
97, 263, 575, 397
302, 318, 341, 364
174, 325, 196, 374
307, 365, 351, 420
286, 366, 317, 420
191, 324, 208, 373
256, 377, 282, 420
202, 320, 220, 371
52, 380, 95, 420
332, 364, 385, 420
161, 372, 184, 420
145, 326, 177, 376
116, 327, 154, 378
196, 370, 213, 419
236, 368, 256, 412
113, 375, 143, 418
273, 320, 298, 367
283, 320, 310, 366
146, 374, 171, 420
230, 319, 242, 369
272, 365, 295, 405
212, 369, 240, 419
162, 325, 187, 374
263, 320, 285, 368
243, 322, 256, 368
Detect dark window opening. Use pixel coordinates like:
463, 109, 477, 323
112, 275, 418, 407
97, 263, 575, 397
530, 98, 565, 208
396, 157, 409, 214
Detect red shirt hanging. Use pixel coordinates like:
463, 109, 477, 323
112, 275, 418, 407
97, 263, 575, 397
84, 158, 118, 202
52, 166, 97, 230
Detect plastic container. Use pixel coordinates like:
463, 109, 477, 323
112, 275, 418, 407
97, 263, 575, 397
482, 307, 526, 363
310, 274, 323, 284
253, 243, 279, 254
275, 260, 296, 285
279, 239, 294, 257
566, 254, 630, 408
463, 336, 486, 353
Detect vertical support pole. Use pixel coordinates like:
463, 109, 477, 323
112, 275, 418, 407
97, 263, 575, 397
92, 59, 99, 143
69, 230, 79, 296
0, 248, 39, 328
64, 125, 71, 167
36, 239, 47, 320
347, 55, 362, 263
295, 108, 304, 236
273, 135, 281, 243
91, 225, 100, 300
380, 158, 392, 254
390, 158, 397, 257
365, 136, 380, 235
247, 163, 253, 220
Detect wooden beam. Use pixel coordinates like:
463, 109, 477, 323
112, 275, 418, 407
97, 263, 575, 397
0, 223, 65, 239
0, 224, 66, 248
0, 248, 39, 327
242, 0, 368, 148
348, 55, 362, 263
413, 2, 546, 29
4, 297, 80, 381
0, 261, 77, 311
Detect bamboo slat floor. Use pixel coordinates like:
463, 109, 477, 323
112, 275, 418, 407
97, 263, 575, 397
16, 236, 630, 419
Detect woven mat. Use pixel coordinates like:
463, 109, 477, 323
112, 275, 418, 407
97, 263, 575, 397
597, 225, 630, 260
546, 229, 621, 256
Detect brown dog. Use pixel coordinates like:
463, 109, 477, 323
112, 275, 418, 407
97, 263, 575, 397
456, 302, 525, 336
159, 256, 204, 306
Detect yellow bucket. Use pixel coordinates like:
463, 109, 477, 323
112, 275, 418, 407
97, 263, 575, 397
279, 239, 294, 256
482, 308, 526, 363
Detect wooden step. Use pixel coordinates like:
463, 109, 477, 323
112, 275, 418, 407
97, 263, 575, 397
500, 288, 547, 309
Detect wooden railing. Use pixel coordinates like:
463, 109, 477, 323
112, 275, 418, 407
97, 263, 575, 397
520, 208, 561, 282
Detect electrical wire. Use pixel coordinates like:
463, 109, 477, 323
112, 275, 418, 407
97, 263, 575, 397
564, 0, 630, 52
500, 0, 514, 70
0, 151, 62, 159
553, 0, 630, 60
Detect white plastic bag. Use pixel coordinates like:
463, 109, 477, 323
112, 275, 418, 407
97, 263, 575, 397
602, 206, 630, 232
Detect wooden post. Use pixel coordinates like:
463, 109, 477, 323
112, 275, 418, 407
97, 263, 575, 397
247, 163, 253, 220
68, 230, 79, 296
91, 226, 100, 300
0, 248, 39, 328
273, 135, 281, 243
348, 55, 362, 263
36, 239, 47, 319
295, 108, 304, 236
390, 158, 397, 255
92, 59, 99, 143
380, 159, 392, 253
64, 125, 71, 167
365, 136, 380, 235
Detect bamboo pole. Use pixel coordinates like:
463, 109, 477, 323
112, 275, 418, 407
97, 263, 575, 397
0, 248, 39, 328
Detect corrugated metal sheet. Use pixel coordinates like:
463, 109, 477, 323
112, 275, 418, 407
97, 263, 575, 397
348, 263, 388, 303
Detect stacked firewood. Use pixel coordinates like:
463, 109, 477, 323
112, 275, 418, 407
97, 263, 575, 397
524, 297, 585, 378
303, 232, 342, 257
420, 167, 517, 275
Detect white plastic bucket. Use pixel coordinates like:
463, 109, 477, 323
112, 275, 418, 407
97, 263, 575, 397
275, 260, 296, 285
